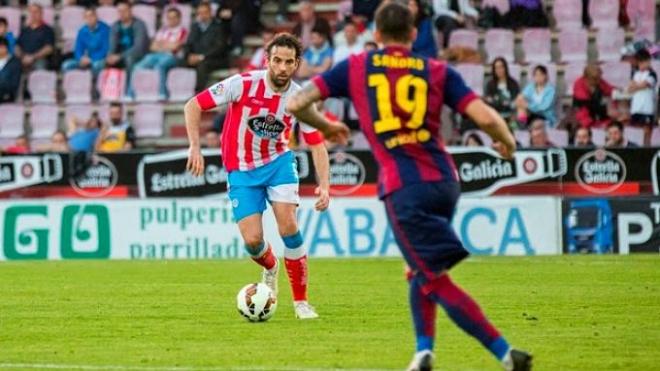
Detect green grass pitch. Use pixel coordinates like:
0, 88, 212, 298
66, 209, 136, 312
0, 256, 659, 370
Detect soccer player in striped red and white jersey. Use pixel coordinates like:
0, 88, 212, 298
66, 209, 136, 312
185, 33, 339, 319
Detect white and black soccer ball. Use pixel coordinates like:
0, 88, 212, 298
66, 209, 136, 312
236, 283, 277, 322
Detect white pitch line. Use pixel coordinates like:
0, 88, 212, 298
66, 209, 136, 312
0, 363, 396, 371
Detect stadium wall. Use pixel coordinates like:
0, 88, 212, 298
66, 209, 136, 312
0, 197, 563, 261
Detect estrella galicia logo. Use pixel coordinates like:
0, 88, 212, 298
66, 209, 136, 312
247, 114, 286, 139
70, 156, 118, 197
575, 149, 627, 194
2, 204, 110, 260
652, 150, 660, 195
328, 152, 366, 196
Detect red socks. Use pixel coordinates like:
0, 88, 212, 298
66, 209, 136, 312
284, 255, 308, 301
251, 244, 277, 271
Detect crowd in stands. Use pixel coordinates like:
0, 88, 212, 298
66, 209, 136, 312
0, 0, 659, 155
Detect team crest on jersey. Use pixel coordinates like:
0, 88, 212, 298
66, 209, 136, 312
247, 114, 286, 139
210, 83, 225, 97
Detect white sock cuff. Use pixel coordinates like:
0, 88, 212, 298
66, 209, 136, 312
284, 246, 306, 260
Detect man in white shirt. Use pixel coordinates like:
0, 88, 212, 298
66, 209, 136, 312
331, 21, 364, 65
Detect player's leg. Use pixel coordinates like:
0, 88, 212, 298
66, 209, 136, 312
229, 183, 279, 294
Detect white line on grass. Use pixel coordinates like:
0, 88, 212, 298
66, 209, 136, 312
0, 363, 396, 371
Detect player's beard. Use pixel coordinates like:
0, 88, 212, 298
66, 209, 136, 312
269, 70, 292, 89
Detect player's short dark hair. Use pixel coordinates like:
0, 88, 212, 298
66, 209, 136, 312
374, 2, 414, 43
0, 17, 7, 26
266, 32, 303, 59
607, 120, 624, 132
635, 48, 651, 62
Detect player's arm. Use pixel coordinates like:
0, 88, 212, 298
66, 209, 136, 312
465, 100, 516, 159
286, 84, 350, 145
185, 75, 243, 176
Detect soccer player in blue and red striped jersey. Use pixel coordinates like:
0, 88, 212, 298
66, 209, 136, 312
286, 2, 532, 370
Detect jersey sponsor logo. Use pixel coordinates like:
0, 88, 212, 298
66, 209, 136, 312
247, 114, 286, 139
575, 149, 627, 193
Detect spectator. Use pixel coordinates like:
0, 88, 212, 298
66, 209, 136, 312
218, 0, 259, 57
528, 119, 556, 148
293, 1, 332, 49
606, 121, 638, 148
298, 26, 333, 80
484, 57, 520, 125
628, 49, 656, 146
463, 132, 484, 146
106, 0, 149, 95
332, 21, 363, 65
3, 134, 30, 154
505, 0, 549, 29
516, 65, 557, 127
184, 2, 228, 92
61, 7, 111, 77
432, 0, 479, 48
573, 126, 594, 147
15, 4, 55, 71
352, 0, 380, 22
133, 7, 187, 100
409, 0, 437, 58
246, 28, 275, 71
37, 130, 70, 152
68, 113, 102, 153
0, 36, 21, 103
364, 41, 379, 52
97, 102, 136, 152
0, 17, 16, 54
204, 130, 220, 148
573, 64, 614, 128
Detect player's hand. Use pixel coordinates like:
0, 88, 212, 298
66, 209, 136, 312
186, 146, 205, 176
492, 140, 515, 160
323, 122, 351, 146
314, 186, 330, 211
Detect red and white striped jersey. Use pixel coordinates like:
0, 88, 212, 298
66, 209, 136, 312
195, 70, 324, 172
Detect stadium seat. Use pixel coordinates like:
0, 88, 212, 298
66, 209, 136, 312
558, 29, 588, 63
30, 0, 52, 6
522, 29, 552, 64
161, 4, 192, 34
563, 62, 586, 96
481, 0, 509, 15
448, 30, 479, 50
589, 0, 619, 29
65, 104, 94, 124
60, 6, 86, 52
485, 29, 514, 63
514, 130, 530, 147
625, 126, 645, 146
97, 68, 126, 102
166, 68, 197, 102
133, 103, 164, 137
591, 128, 606, 146
552, 0, 583, 30
627, 0, 656, 41
29, 104, 59, 139
526, 63, 557, 87
97, 6, 118, 27
27, 70, 57, 103
508, 63, 523, 83
63, 70, 92, 104
651, 127, 660, 146
651, 61, 660, 76
133, 4, 157, 37
41, 6, 54, 26
601, 61, 632, 90
596, 28, 625, 62
0, 104, 25, 138
455, 63, 484, 96
132, 69, 160, 102
0, 7, 21, 36
547, 128, 569, 146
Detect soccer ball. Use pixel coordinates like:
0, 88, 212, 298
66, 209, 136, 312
236, 283, 277, 322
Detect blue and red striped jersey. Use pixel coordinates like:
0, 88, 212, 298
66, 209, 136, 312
312, 45, 478, 198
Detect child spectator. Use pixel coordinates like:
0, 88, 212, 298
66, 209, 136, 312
516, 65, 557, 127
628, 49, 657, 146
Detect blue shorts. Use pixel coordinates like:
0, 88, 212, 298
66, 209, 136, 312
384, 181, 469, 277
228, 151, 299, 222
